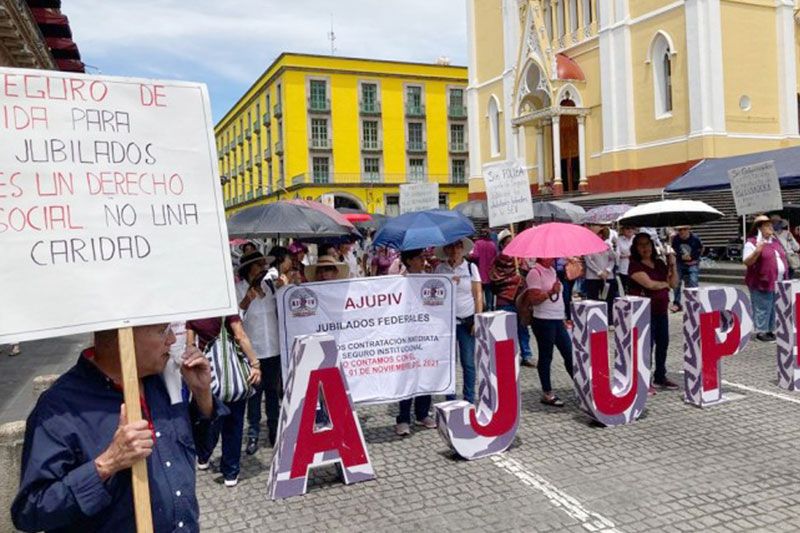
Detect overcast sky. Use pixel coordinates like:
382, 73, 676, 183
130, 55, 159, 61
67, 0, 468, 122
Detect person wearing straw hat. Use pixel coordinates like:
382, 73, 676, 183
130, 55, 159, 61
744, 215, 789, 342
435, 237, 482, 404
305, 255, 350, 281
237, 249, 290, 456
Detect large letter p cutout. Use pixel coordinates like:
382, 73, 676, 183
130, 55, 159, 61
683, 287, 753, 407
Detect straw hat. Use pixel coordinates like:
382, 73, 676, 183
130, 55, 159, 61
434, 237, 474, 260
753, 215, 771, 225
304, 255, 350, 281
238, 252, 274, 280
497, 229, 513, 244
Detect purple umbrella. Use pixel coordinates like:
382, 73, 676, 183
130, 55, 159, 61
581, 204, 633, 225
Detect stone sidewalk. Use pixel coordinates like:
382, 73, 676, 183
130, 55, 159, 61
195, 313, 800, 532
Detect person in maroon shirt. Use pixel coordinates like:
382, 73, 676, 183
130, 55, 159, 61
627, 232, 679, 394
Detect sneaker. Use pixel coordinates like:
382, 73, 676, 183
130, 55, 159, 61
224, 477, 238, 487
765, 332, 777, 342
197, 460, 209, 471
521, 359, 537, 368
654, 378, 680, 391
756, 333, 772, 343
245, 437, 258, 456
394, 422, 411, 436
647, 385, 657, 396
414, 416, 437, 429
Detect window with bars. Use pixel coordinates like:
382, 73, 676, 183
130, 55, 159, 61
311, 118, 329, 148
310, 80, 327, 109
362, 120, 379, 148
312, 157, 330, 183
451, 159, 466, 183
450, 124, 465, 145
363, 157, 380, 182
408, 122, 423, 144
408, 158, 425, 181
406, 86, 422, 107
362, 83, 377, 105
449, 88, 464, 108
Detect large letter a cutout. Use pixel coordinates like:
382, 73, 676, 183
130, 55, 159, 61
267, 334, 374, 499
435, 311, 519, 460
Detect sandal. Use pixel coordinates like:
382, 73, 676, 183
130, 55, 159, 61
540, 395, 565, 407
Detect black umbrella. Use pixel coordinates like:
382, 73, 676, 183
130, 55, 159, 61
227, 202, 356, 239
453, 200, 489, 220
532, 200, 586, 222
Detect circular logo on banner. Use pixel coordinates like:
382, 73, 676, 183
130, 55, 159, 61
289, 288, 318, 317
421, 279, 447, 306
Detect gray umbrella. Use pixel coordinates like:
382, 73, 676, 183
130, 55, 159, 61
531, 200, 586, 223
453, 200, 489, 220
227, 202, 356, 239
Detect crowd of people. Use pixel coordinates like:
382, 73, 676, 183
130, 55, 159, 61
12, 210, 799, 531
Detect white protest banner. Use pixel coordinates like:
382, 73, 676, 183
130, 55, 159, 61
0, 68, 237, 343
728, 160, 783, 216
483, 160, 533, 227
277, 275, 456, 403
400, 182, 439, 214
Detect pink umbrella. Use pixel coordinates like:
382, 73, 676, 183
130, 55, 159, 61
229, 238, 249, 246
284, 199, 357, 231
503, 223, 609, 259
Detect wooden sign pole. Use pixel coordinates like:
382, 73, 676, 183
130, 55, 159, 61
118, 327, 154, 533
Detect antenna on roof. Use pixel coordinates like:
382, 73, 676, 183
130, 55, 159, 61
328, 14, 337, 55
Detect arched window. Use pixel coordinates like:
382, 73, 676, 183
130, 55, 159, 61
488, 96, 501, 156
650, 32, 674, 117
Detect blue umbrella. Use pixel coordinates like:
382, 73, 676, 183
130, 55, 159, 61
372, 209, 475, 251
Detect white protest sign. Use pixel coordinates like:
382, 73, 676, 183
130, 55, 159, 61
320, 193, 335, 208
728, 160, 783, 216
400, 182, 439, 214
0, 68, 237, 343
277, 275, 456, 404
483, 160, 533, 227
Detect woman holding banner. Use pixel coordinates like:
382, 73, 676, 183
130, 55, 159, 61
743, 215, 789, 342
395, 249, 437, 436
435, 238, 483, 404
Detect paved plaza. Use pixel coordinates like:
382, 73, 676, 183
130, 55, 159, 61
4, 311, 799, 532
194, 312, 800, 533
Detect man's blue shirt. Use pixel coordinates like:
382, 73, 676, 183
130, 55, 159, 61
12, 353, 222, 532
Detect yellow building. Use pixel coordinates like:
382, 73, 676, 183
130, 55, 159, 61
467, 0, 800, 197
216, 53, 470, 215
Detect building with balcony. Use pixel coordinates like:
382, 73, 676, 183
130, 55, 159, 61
0, 0, 85, 72
467, 0, 800, 198
216, 52, 469, 215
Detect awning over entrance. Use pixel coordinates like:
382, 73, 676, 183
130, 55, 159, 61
664, 145, 800, 192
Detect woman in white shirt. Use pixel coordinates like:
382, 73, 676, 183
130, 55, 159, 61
616, 225, 636, 293
435, 238, 483, 404
520, 257, 574, 407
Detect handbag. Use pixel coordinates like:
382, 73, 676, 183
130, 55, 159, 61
204, 318, 253, 403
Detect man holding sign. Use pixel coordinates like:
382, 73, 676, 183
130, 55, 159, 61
11, 324, 223, 532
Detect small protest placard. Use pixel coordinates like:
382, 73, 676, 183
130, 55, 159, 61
483, 160, 533, 227
0, 68, 237, 343
728, 160, 783, 216
400, 182, 439, 214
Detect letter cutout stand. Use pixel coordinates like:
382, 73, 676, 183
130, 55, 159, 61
776, 280, 800, 391
572, 297, 652, 426
683, 287, 753, 407
435, 311, 519, 460
267, 334, 374, 499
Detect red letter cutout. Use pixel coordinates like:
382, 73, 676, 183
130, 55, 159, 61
590, 329, 639, 416
469, 339, 517, 436
700, 311, 741, 392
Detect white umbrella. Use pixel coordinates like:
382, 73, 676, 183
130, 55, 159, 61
617, 199, 723, 227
